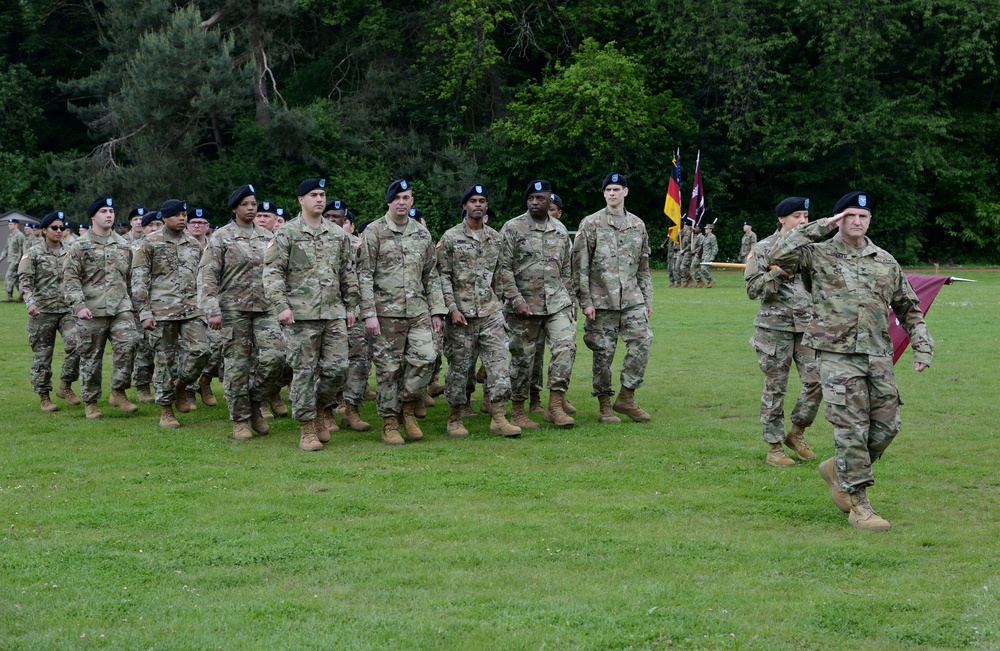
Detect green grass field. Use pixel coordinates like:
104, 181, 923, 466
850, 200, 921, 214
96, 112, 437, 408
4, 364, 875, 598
1, 270, 998, 650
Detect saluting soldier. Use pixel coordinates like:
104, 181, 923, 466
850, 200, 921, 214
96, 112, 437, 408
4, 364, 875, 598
3, 218, 26, 301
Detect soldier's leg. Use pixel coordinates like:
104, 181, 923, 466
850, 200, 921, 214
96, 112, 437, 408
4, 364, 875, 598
221, 311, 253, 422
430, 323, 445, 384
444, 319, 475, 408
530, 330, 545, 396
152, 321, 181, 405
27, 313, 58, 394
252, 311, 287, 405
819, 351, 874, 492
316, 319, 349, 410
583, 310, 618, 397
790, 333, 822, 429
343, 318, 369, 406
866, 355, 902, 464
177, 318, 211, 386
543, 308, 577, 393
369, 317, 408, 417
507, 314, 542, 402
618, 304, 653, 391
132, 327, 155, 387
57, 313, 82, 384
77, 316, 112, 404
109, 312, 138, 392
400, 313, 436, 403
478, 311, 512, 403
284, 321, 323, 422
702, 265, 713, 285
753, 327, 794, 444
5, 264, 18, 298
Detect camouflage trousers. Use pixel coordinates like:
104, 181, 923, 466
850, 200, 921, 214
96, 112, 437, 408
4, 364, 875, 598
283, 319, 348, 422
132, 325, 155, 386
5, 262, 19, 296
666, 248, 677, 284
694, 259, 713, 283
689, 256, 703, 282
219, 310, 287, 422
751, 327, 822, 443
185, 327, 224, 393
583, 305, 653, 396
529, 305, 577, 396
343, 317, 371, 407
670, 249, 684, 284
441, 321, 479, 401
76, 313, 139, 403
508, 307, 577, 401
150, 318, 211, 406
431, 324, 445, 380
445, 310, 511, 407
680, 253, 694, 283
819, 351, 901, 493
26, 311, 81, 393
368, 313, 436, 417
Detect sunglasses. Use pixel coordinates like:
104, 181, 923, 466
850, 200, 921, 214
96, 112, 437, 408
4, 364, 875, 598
47, 226, 67, 231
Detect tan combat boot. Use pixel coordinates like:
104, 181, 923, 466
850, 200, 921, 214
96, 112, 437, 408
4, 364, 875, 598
39, 392, 58, 412
55, 381, 81, 405
563, 395, 577, 414
343, 403, 370, 431
476, 364, 486, 384
364, 386, 377, 401
334, 400, 346, 415
198, 375, 217, 406
784, 424, 816, 460
318, 405, 338, 443
299, 419, 323, 451
511, 401, 540, 430
382, 415, 405, 446
427, 375, 445, 397
261, 402, 274, 419
249, 402, 270, 436
159, 404, 181, 428
612, 387, 650, 422
414, 393, 430, 417
134, 383, 154, 403
767, 442, 795, 467
546, 391, 575, 428
84, 402, 102, 419
489, 403, 521, 437
173, 381, 192, 414
268, 393, 289, 417
597, 395, 621, 423
232, 421, 253, 440
459, 401, 477, 419
480, 399, 495, 416
695, 279, 705, 288
447, 406, 469, 438
186, 391, 198, 411
401, 401, 424, 441
529, 392, 545, 414
848, 488, 890, 531
109, 389, 139, 413
706, 278, 716, 288
818, 457, 852, 513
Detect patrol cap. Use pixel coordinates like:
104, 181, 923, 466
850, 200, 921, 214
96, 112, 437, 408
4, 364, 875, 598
258, 201, 277, 215
87, 196, 114, 219
386, 179, 411, 204
408, 208, 424, 222
775, 197, 809, 217
188, 208, 210, 222
704, 223, 714, 230
325, 199, 346, 213
41, 212, 65, 228
159, 199, 188, 219
460, 184, 488, 204
228, 184, 256, 210
129, 207, 147, 220
524, 179, 553, 200
297, 178, 326, 196
141, 211, 163, 228
833, 191, 872, 214
550, 193, 563, 209
601, 172, 627, 191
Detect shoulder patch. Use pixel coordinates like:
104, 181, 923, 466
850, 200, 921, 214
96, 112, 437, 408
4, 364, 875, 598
266, 239, 274, 249
746, 251, 753, 260
133, 243, 142, 252
20, 253, 29, 261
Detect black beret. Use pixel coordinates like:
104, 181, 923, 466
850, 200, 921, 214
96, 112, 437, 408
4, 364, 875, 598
258, 201, 277, 215
7, 218, 18, 224
80, 223, 90, 230
228, 184, 256, 210
159, 199, 188, 219
129, 207, 147, 220
41, 212, 66, 228
524, 179, 553, 201
833, 191, 872, 214
141, 211, 163, 228
275, 207, 286, 218
408, 208, 424, 222
325, 199, 347, 213
775, 197, 810, 218
550, 193, 563, 209
460, 184, 488, 204
357, 219, 373, 234
744, 221, 752, 226
297, 178, 326, 196
344, 209, 355, 222
601, 172, 627, 191
188, 208, 210, 222
87, 196, 113, 219
25, 223, 35, 230
386, 179, 412, 204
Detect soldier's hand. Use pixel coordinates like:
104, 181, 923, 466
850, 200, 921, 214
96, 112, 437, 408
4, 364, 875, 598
346, 312, 356, 328
914, 362, 928, 373
77, 307, 93, 320
365, 316, 381, 336
828, 211, 848, 227
432, 315, 444, 333
451, 310, 467, 326
208, 315, 223, 330
142, 317, 156, 331
514, 302, 532, 317
278, 309, 295, 325
583, 306, 596, 320
27, 304, 40, 317
646, 306, 653, 318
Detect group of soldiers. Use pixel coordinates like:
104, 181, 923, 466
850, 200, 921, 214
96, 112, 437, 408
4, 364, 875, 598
659, 220, 719, 288
7, 172, 654, 452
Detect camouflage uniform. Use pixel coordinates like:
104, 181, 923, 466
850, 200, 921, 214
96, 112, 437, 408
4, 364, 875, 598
264, 218, 360, 422
769, 218, 933, 491
357, 215, 446, 417
3, 228, 25, 297
18, 242, 81, 393
63, 230, 139, 403
677, 227, 692, 284
665, 237, 680, 285
697, 230, 718, 284
127, 233, 155, 389
342, 232, 372, 407
438, 220, 511, 406
131, 228, 210, 406
744, 230, 822, 444
739, 229, 758, 262
499, 213, 576, 401
573, 208, 653, 396
688, 230, 705, 281
200, 222, 288, 422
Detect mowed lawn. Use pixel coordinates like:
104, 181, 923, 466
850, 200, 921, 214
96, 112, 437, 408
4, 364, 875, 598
1, 270, 998, 650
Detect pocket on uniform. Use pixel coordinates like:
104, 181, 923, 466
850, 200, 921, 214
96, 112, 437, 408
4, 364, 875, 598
218, 326, 234, 342
822, 383, 848, 407
750, 336, 777, 357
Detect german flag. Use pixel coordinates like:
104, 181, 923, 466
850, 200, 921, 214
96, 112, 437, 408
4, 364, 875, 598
663, 151, 682, 243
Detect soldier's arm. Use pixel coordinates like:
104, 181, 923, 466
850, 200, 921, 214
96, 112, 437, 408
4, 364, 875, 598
130, 242, 154, 322
637, 228, 653, 311
423, 238, 446, 316
743, 244, 784, 300
891, 269, 934, 367
356, 230, 378, 320
339, 235, 361, 315
62, 244, 87, 314
499, 228, 525, 310
263, 231, 292, 316
198, 235, 224, 319
571, 223, 593, 310
558, 232, 573, 303
17, 252, 35, 308
437, 236, 458, 315
768, 219, 834, 270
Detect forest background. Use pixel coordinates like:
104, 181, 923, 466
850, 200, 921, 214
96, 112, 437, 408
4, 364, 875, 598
1, 0, 998, 264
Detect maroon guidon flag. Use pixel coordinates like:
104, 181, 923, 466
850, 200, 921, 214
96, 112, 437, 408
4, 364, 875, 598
890, 274, 952, 364
687, 151, 705, 226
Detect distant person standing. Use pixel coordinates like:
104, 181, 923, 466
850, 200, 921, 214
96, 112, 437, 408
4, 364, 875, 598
678, 222, 693, 287
739, 222, 757, 262
686, 224, 705, 288
697, 223, 718, 288
3, 218, 26, 301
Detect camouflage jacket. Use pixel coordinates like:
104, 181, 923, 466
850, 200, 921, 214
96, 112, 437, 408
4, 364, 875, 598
199, 222, 273, 316
769, 218, 933, 363
357, 215, 445, 320
701, 232, 719, 262
739, 230, 757, 261
125, 231, 144, 246
346, 232, 362, 312
679, 229, 691, 255
744, 230, 814, 332
572, 208, 652, 312
131, 227, 204, 322
63, 231, 134, 316
499, 213, 573, 315
688, 232, 705, 258
264, 216, 360, 320
1, 229, 24, 263
17, 243, 71, 313
437, 220, 503, 318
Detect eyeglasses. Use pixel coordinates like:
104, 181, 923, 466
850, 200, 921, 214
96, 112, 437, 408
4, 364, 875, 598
188, 221, 209, 226
47, 226, 67, 231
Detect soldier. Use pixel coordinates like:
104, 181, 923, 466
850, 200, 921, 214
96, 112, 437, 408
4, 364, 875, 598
697, 222, 718, 288
659, 231, 681, 287
744, 197, 822, 467
437, 184, 521, 438
131, 200, 211, 428
61, 223, 79, 248
199, 184, 285, 440
573, 173, 653, 423
677, 222, 693, 287
129, 211, 164, 403
255, 201, 278, 232
125, 208, 147, 245
264, 178, 360, 451
357, 179, 446, 445
686, 224, 705, 288
769, 191, 933, 531
3, 218, 26, 301
184, 208, 221, 407
500, 179, 577, 428
18, 211, 82, 410
739, 222, 757, 262
62, 197, 140, 418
